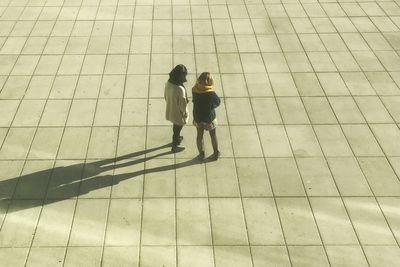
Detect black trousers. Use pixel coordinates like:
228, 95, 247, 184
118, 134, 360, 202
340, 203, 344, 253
172, 124, 183, 146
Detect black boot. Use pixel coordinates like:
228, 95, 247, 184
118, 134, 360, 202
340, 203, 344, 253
171, 136, 185, 153
197, 151, 205, 161
212, 151, 220, 161
176, 136, 183, 145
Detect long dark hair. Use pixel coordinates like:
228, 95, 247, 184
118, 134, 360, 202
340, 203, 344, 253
168, 64, 188, 86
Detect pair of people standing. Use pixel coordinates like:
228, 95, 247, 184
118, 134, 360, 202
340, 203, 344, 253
164, 64, 220, 161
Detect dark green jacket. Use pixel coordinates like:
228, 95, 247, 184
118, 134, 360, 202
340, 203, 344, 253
192, 91, 220, 123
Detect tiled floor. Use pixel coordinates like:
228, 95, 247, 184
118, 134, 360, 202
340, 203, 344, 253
0, 0, 400, 266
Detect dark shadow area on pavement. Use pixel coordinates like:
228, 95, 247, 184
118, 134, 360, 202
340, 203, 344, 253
0, 143, 202, 213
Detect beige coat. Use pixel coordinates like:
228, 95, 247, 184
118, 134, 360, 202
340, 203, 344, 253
164, 81, 189, 125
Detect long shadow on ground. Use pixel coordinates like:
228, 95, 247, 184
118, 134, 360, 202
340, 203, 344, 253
0, 143, 202, 213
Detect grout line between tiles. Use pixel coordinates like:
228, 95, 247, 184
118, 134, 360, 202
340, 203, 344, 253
171, 3, 179, 267
202, 1, 231, 267
62, 1, 104, 266
5, 195, 400, 200
137, 0, 152, 265
99, 0, 122, 265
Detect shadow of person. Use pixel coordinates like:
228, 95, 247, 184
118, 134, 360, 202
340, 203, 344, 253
0, 143, 200, 213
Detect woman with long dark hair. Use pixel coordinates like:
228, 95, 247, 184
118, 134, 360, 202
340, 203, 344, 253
164, 64, 189, 153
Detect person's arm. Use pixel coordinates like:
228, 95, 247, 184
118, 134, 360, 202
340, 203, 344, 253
164, 83, 167, 101
177, 86, 188, 117
212, 92, 220, 108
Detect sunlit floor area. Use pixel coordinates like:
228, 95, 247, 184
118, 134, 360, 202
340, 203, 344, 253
1, 0, 400, 266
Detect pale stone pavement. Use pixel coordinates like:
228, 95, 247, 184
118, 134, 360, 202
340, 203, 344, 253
0, 0, 400, 266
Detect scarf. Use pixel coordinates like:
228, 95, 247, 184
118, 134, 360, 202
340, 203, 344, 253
192, 83, 213, 94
